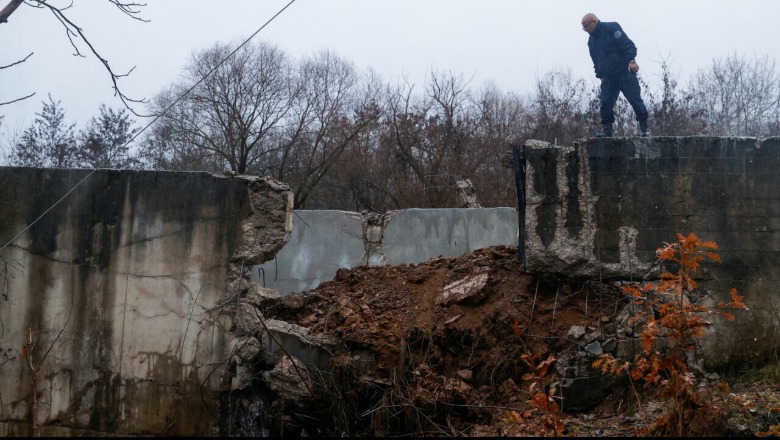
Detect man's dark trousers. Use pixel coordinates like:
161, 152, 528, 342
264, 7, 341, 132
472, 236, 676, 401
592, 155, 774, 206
599, 70, 649, 126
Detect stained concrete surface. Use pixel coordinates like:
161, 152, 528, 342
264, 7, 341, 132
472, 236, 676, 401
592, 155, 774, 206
253, 208, 520, 295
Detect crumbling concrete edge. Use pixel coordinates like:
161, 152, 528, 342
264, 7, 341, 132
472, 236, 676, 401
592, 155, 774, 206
215, 176, 340, 416
357, 210, 400, 266
216, 176, 294, 390
343, 210, 405, 267
524, 139, 653, 280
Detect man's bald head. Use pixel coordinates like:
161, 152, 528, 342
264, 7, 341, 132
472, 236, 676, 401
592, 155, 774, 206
582, 13, 598, 25
581, 13, 599, 33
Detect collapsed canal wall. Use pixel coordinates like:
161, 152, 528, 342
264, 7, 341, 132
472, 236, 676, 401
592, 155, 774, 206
1, 136, 778, 434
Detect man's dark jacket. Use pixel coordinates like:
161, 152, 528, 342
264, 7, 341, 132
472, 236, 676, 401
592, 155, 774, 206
587, 21, 637, 78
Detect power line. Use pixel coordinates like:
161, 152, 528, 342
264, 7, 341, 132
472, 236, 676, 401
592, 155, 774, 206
0, 0, 297, 255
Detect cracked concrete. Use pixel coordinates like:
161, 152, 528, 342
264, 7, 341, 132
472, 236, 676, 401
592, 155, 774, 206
1, 135, 776, 434
520, 136, 780, 368
0, 168, 292, 436
523, 140, 653, 281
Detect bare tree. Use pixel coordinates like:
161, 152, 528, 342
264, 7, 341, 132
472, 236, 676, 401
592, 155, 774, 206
270, 50, 381, 208
644, 57, 706, 136
0, 0, 147, 112
690, 52, 780, 136
138, 96, 227, 172
382, 76, 442, 208
467, 82, 528, 207
143, 41, 296, 174
141, 44, 381, 209
376, 71, 500, 209
528, 68, 592, 144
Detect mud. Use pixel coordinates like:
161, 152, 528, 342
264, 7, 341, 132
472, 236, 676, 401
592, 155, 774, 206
237, 245, 780, 437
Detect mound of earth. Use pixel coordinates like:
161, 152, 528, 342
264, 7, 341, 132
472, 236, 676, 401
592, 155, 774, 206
253, 245, 780, 437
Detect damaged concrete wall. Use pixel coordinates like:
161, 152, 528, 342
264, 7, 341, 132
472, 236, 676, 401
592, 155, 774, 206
254, 208, 519, 295
0, 167, 292, 436
522, 137, 780, 368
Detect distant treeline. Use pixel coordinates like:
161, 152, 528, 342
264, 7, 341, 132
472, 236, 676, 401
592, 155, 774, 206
5, 42, 780, 210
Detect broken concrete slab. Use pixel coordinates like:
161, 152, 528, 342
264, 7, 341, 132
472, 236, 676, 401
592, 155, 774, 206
436, 270, 490, 306
260, 319, 336, 370
262, 355, 313, 402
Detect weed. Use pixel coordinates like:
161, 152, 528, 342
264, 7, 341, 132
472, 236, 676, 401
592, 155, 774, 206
507, 318, 564, 436
593, 232, 748, 436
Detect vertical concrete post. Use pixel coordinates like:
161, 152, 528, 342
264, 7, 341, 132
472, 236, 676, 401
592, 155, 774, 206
511, 143, 526, 266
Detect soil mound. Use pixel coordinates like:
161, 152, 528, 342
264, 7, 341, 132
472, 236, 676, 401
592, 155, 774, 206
253, 245, 778, 437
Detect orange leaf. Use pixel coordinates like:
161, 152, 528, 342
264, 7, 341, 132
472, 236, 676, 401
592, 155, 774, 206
506, 411, 523, 423
530, 393, 548, 409
512, 319, 522, 335
555, 419, 564, 436
536, 354, 556, 378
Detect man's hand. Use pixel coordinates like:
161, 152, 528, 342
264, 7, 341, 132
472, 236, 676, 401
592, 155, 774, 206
629, 60, 639, 73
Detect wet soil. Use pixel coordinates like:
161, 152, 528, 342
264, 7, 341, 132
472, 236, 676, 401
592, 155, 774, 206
260, 245, 780, 437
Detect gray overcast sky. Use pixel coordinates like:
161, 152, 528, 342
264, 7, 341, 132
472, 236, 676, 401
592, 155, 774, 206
2, 0, 780, 133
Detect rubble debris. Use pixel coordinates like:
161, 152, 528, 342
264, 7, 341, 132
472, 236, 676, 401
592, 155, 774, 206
231, 245, 777, 437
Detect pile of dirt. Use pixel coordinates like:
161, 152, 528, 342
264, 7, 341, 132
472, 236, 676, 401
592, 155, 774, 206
257, 245, 780, 437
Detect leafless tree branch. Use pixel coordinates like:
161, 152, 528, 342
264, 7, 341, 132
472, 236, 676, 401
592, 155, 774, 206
0, 53, 35, 105
0, 51, 32, 69
0, 0, 23, 23
106, 0, 147, 21
0, 92, 35, 106
0, 1, 148, 115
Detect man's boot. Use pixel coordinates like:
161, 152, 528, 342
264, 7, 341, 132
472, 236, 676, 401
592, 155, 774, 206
640, 120, 651, 137
595, 124, 613, 138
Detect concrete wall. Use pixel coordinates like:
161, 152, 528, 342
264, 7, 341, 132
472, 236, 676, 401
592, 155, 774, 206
0, 167, 292, 436
4, 134, 776, 433
253, 208, 520, 295
0, 167, 514, 435
521, 137, 780, 368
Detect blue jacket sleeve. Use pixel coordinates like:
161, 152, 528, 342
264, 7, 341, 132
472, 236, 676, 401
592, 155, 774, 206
614, 24, 638, 63
588, 42, 600, 78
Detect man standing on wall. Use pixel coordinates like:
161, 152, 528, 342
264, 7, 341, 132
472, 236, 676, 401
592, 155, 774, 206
582, 13, 650, 137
